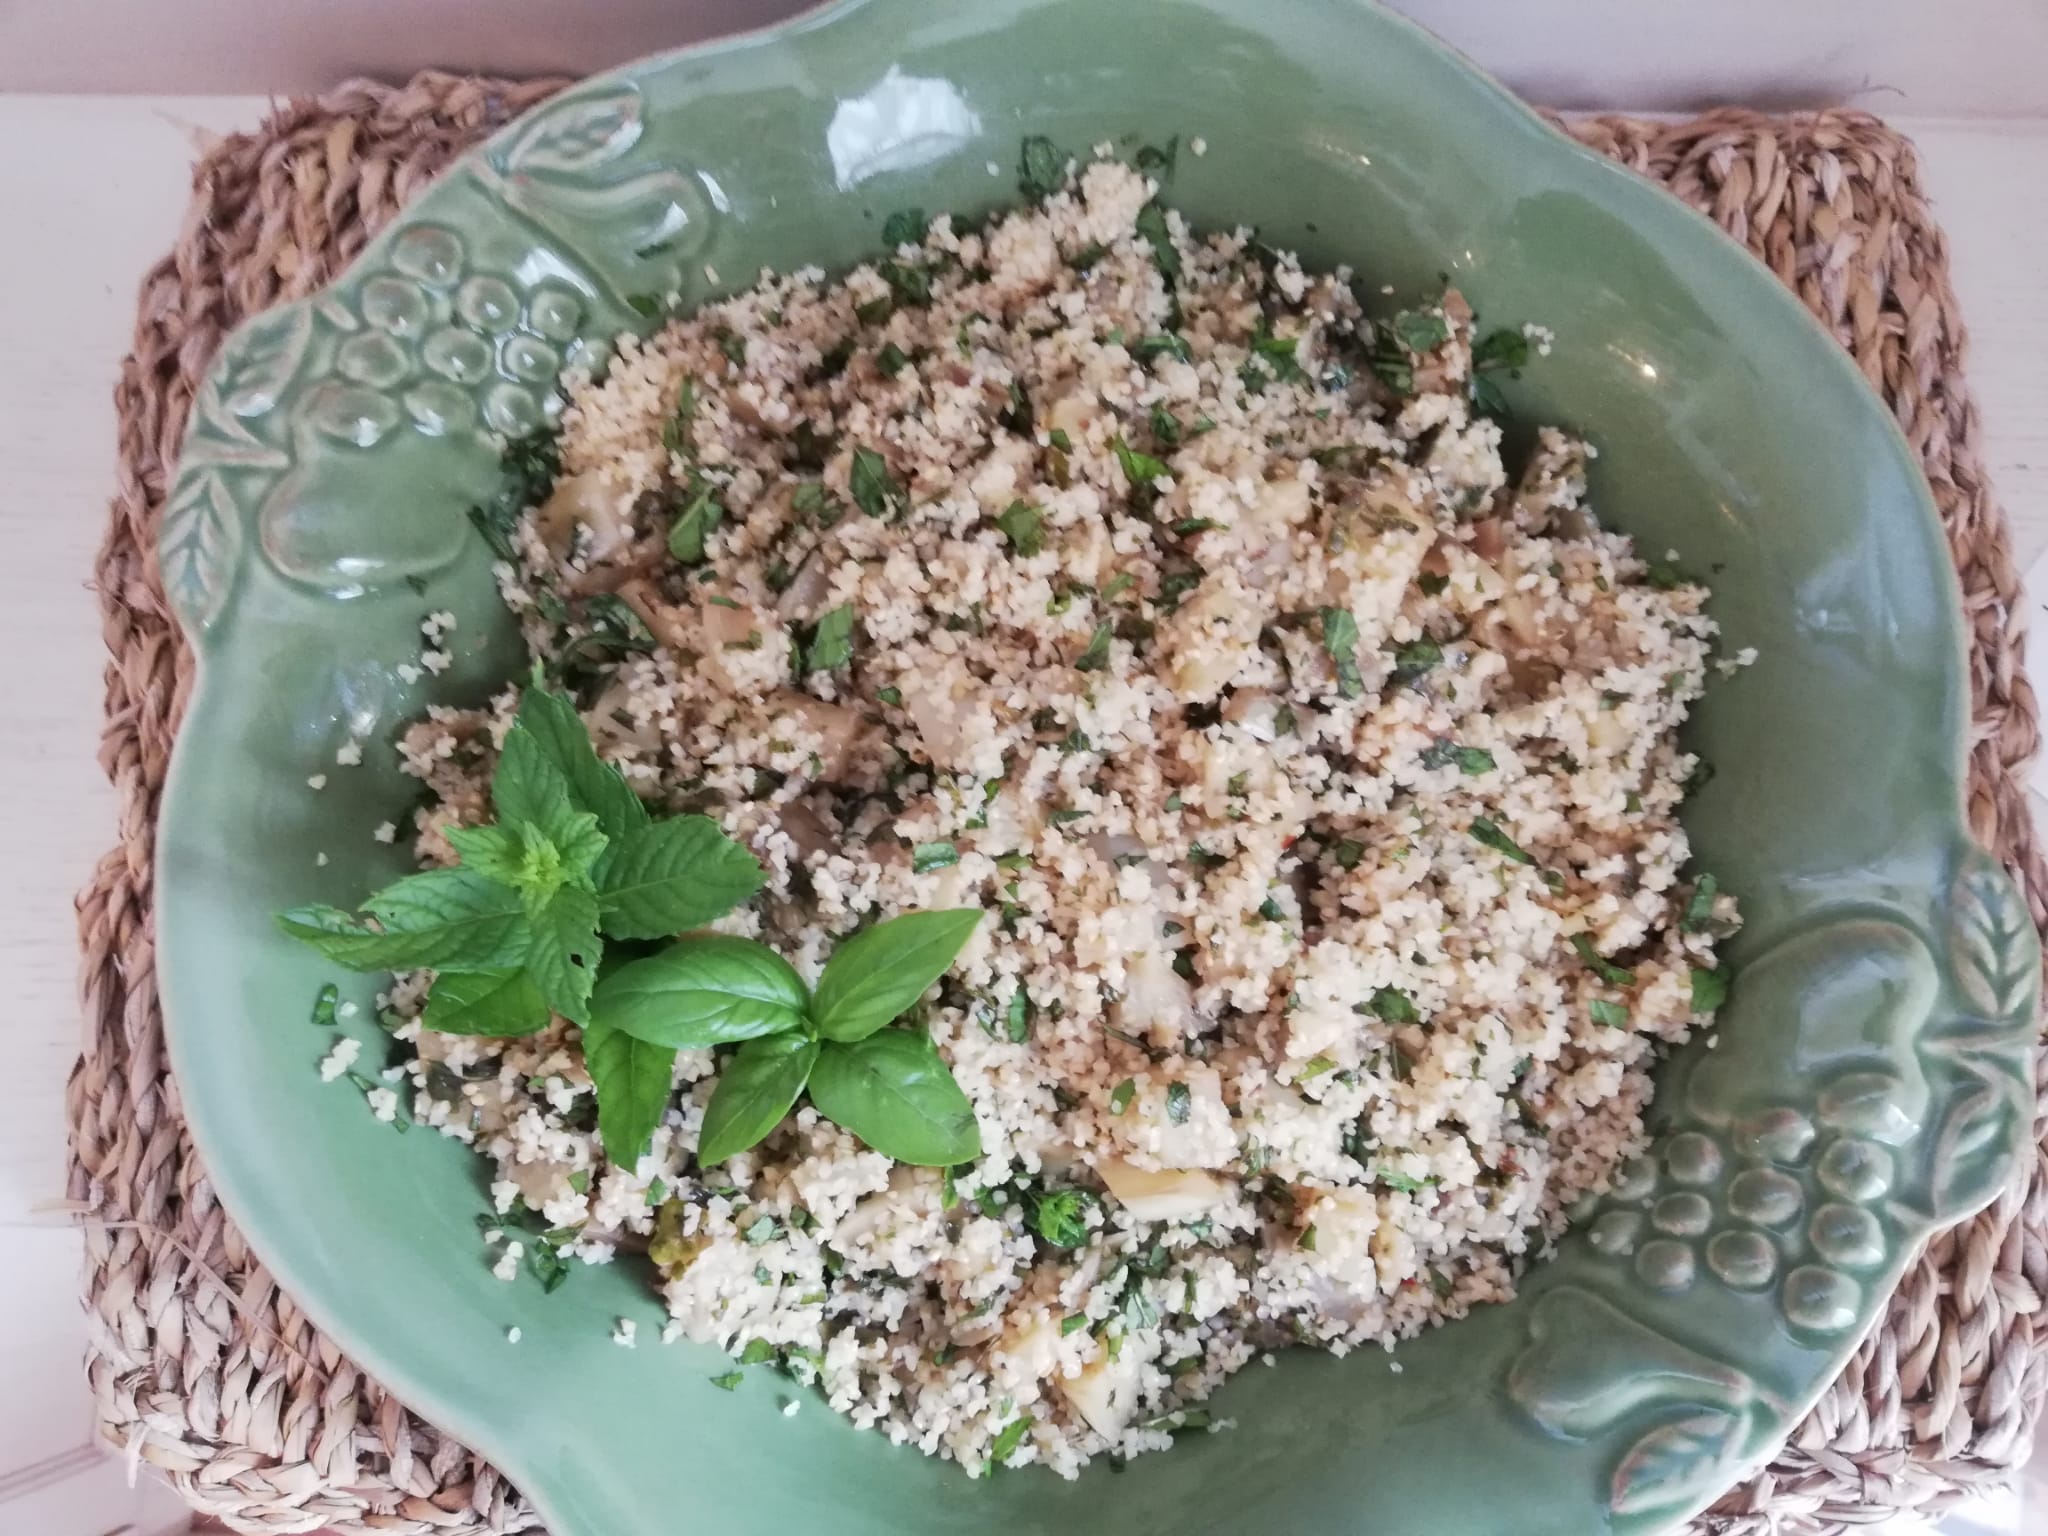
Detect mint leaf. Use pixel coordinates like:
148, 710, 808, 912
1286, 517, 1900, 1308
1018, 135, 1065, 199
424, 970, 552, 1037
524, 883, 602, 1021
1589, 998, 1629, 1029
591, 934, 809, 1048
809, 910, 983, 1043
697, 1033, 820, 1165
1569, 933, 1635, 987
582, 1016, 677, 1167
450, 814, 605, 909
994, 500, 1046, 556
1680, 873, 1719, 933
803, 604, 856, 672
1111, 436, 1169, 486
511, 686, 652, 843
279, 867, 529, 972
667, 478, 723, 563
595, 816, 766, 940
807, 1029, 981, 1166
1319, 607, 1363, 698
1074, 621, 1113, 673
881, 207, 927, 247
1368, 986, 1418, 1024
1690, 966, 1729, 1013
1468, 817, 1534, 866
849, 447, 904, 518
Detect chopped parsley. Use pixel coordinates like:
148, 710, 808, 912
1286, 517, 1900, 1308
1028, 1188, 1097, 1248
1368, 986, 1418, 1024
1111, 435, 1169, 486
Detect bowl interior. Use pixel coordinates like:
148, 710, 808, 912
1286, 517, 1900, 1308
157, 2, 2035, 1534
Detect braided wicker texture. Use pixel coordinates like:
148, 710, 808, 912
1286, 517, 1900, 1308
68, 73, 2048, 1534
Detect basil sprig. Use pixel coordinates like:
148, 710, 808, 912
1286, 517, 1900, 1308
281, 681, 983, 1171
593, 908, 985, 1168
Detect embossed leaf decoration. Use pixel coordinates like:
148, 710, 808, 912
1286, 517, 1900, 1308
1611, 1409, 1748, 1518
1946, 856, 2038, 1025
161, 468, 244, 629
1508, 1288, 1753, 1440
1926, 1068, 2027, 1222
217, 304, 315, 419
498, 83, 644, 180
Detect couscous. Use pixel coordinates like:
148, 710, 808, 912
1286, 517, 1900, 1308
286, 143, 1736, 1477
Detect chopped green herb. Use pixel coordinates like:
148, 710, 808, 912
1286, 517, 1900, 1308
1018, 135, 1065, 199
1389, 637, 1443, 685
1299, 1222, 1320, 1251
849, 447, 905, 519
1110, 1078, 1136, 1115
1257, 896, 1285, 922
1101, 571, 1136, 601
1074, 621, 1114, 672
1319, 607, 1363, 698
1047, 427, 1073, 452
738, 1338, 778, 1366
1006, 989, 1031, 1043
1469, 817, 1534, 865
1298, 1055, 1337, 1081
311, 983, 339, 1027
710, 1369, 744, 1391
1681, 873, 1718, 933
1133, 332, 1193, 365
1392, 308, 1452, 354
1417, 571, 1450, 596
1368, 986, 1418, 1024
1048, 807, 1088, 825
876, 685, 902, 706
995, 500, 1046, 556
1111, 436, 1169, 486
803, 604, 856, 672
1472, 327, 1531, 372
1061, 1313, 1090, 1335
1570, 934, 1635, 987
664, 476, 724, 563
1690, 966, 1730, 1013
912, 841, 959, 874
1331, 838, 1365, 870
879, 260, 931, 307
877, 341, 911, 377
1133, 201, 1180, 279
1589, 998, 1630, 1029
880, 207, 928, 247
1166, 1082, 1191, 1124
989, 1414, 1033, 1465
1029, 1187, 1097, 1248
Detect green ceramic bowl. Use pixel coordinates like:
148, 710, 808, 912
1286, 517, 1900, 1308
156, 1, 2039, 1531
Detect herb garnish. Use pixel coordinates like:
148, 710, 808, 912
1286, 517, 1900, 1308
1319, 607, 1363, 699
849, 446, 906, 518
995, 500, 1046, 556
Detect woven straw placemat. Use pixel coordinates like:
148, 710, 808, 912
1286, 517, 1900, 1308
68, 73, 2048, 1535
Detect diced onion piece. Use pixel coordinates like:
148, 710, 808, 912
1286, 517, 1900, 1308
1061, 1352, 1140, 1437
1096, 1157, 1228, 1223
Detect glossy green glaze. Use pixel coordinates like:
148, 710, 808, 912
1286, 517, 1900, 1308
156, 1, 2038, 1532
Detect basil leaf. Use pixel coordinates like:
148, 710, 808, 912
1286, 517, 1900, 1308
592, 934, 809, 1048
511, 686, 653, 843
595, 815, 767, 939
810, 909, 983, 1043
524, 883, 602, 1021
423, 970, 552, 1037
697, 1033, 820, 1165
279, 867, 529, 972
807, 1029, 981, 1166
582, 1016, 677, 1168
804, 604, 856, 672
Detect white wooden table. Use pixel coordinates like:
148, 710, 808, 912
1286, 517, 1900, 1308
1, 95, 2043, 1534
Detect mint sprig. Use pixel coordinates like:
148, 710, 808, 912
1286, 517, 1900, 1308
281, 682, 984, 1171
